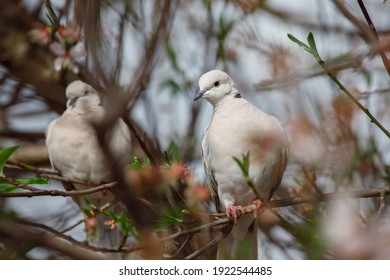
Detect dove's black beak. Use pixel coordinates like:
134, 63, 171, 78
194, 89, 206, 101
67, 97, 78, 108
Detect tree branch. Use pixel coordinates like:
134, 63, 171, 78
5, 161, 59, 175
0, 181, 116, 198
0, 215, 107, 259
266, 186, 390, 208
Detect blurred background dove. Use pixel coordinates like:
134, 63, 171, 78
46, 80, 131, 249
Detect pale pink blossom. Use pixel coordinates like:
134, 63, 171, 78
104, 219, 117, 230
28, 26, 52, 46
49, 42, 86, 74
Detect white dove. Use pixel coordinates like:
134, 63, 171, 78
46, 80, 131, 247
194, 70, 288, 259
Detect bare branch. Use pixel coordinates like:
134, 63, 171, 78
374, 191, 386, 223
184, 232, 227, 260
0, 216, 107, 259
357, 0, 390, 75
333, 0, 390, 76
5, 162, 59, 175
0, 181, 116, 198
267, 186, 390, 208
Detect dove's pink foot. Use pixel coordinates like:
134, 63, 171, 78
226, 204, 245, 224
250, 199, 264, 217
252, 199, 262, 210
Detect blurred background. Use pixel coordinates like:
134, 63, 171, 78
0, 0, 389, 259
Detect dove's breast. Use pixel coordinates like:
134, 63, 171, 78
46, 112, 113, 185
204, 98, 287, 207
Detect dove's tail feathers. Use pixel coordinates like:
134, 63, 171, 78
217, 215, 258, 260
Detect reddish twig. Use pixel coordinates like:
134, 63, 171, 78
357, 0, 390, 76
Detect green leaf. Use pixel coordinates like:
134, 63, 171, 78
128, 156, 144, 168
165, 141, 181, 164
104, 210, 119, 222
82, 208, 94, 217
287, 33, 313, 55
287, 208, 325, 259
160, 79, 181, 95
82, 196, 97, 217
154, 214, 183, 231
218, 17, 234, 43
16, 178, 48, 185
232, 153, 261, 198
307, 32, 318, 54
116, 210, 137, 237
45, 0, 60, 29
0, 184, 19, 192
164, 215, 183, 225
289, 32, 324, 63
232, 152, 250, 180
361, 70, 372, 87
306, 32, 323, 62
128, 222, 138, 238
293, 177, 303, 186
143, 157, 150, 167
128, 156, 150, 168
118, 210, 129, 235
166, 44, 178, 69
0, 146, 19, 177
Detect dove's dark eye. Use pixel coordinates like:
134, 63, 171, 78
84, 90, 89, 95
214, 81, 220, 87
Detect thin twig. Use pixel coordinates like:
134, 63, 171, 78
6, 162, 100, 186
166, 234, 192, 259
332, 0, 377, 43
1, 177, 41, 192
6, 161, 59, 175
0, 181, 117, 197
184, 232, 228, 260
324, 65, 390, 139
357, 0, 390, 76
266, 186, 390, 208
374, 191, 386, 223
127, 0, 174, 110
112, 2, 128, 83
160, 218, 230, 242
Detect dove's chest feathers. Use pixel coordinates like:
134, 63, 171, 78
48, 107, 112, 184
207, 98, 275, 164
205, 98, 285, 205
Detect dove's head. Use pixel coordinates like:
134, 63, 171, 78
194, 70, 238, 105
65, 80, 101, 109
